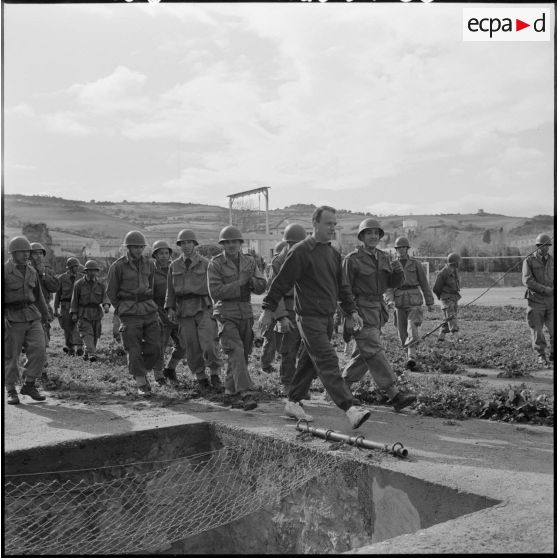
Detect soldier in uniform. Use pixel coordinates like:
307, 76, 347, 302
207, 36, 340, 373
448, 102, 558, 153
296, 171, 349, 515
207, 226, 266, 410
4, 236, 50, 404
385, 236, 435, 370
106, 231, 161, 397
259, 240, 288, 374
29, 242, 59, 380
264, 225, 307, 393
433, 253, 462, 342
70, 260, 110, 362
166, 230, 223, 392
54, 257, 84, 356
259, 206, 371, 429
150, 240, 184, 386
522, 233, 554, 366
341, 219, 417, 412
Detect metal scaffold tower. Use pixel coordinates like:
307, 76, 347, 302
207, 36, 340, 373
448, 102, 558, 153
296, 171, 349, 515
227, 187, 270, 235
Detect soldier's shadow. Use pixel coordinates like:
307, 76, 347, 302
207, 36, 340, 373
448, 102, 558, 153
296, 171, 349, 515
14, 401, 134, 435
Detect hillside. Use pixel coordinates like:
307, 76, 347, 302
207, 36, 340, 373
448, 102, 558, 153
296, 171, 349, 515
3, 194, 552, 257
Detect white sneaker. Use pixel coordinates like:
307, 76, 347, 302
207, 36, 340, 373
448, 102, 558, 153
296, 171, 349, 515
345, 406, 371, 429
285, 400, 314, 422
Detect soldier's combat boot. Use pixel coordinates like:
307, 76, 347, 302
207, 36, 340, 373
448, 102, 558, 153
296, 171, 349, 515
211, 375, 224, 393
20, 383, 46, 401
196, 378, 211, 394
242, 393, 258, 411
391, 392, 417, 412
163, 367, 178, 382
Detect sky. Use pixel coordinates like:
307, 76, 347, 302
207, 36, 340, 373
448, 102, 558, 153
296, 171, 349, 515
2, 2, 555, 218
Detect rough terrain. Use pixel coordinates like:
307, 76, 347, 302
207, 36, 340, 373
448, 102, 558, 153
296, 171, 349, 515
3, 286, 555, 554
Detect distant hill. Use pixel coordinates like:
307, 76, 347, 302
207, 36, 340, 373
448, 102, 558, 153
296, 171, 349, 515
3, 194, 552, 256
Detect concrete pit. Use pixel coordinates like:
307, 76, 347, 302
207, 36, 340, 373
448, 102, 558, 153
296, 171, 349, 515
4, 422, 498, 555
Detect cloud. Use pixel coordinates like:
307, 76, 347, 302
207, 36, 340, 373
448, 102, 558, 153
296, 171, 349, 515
6, 103, 35, 117
70, 66, 149, 113
2, 3, 554, 219
42, 112, 92, 136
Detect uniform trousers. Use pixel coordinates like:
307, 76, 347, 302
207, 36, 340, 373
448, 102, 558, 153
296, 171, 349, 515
216, 316, 254, 394
4, 320, 45, 389
395, 305, 424, 358
526, 299, 554, 357
77, 318, 102, 356
177, 310, 221, 380
119, 315, 160, 378
289, 314, 354, 412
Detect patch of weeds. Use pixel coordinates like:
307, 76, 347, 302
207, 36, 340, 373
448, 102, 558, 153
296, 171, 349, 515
411, 375, 485, 420
458, 305, 526, 322
97, 341, 127, 366
496, 361, 533, 378
479, 384, 554, 426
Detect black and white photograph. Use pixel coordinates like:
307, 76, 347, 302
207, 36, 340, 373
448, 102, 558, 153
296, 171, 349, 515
3, 0, 555, 555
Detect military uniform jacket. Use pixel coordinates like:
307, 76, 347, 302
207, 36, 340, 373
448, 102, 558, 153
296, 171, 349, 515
32, 263, 59, 303
166, 253, 212, 318
4, 260, 49, 323
343, 247, 405, 307
266, 246, 294, 320
70, 277, 109, 320
207, 251, 266, 319
433, 265, 461, 301
54, 270, 83, 309
106, 255, 158, 317
522, 252, 554, 304
386, 257, 434, 308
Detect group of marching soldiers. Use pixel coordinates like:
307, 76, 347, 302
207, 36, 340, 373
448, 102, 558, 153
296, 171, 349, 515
4, 207, 554, 429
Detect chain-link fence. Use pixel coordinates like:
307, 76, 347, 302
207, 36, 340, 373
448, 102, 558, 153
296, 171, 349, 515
4, 424, 342, 555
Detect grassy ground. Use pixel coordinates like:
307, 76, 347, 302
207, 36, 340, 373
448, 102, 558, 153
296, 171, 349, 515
37, 305, 554, 426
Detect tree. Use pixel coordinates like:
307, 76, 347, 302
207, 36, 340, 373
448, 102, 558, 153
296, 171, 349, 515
482, 229, 491, 244
22, 222, 56, 269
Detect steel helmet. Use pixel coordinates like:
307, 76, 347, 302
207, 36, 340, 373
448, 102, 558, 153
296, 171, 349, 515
151, 240, 172, 256
394, 236, 410, 248
218, 225, 243, 244
357, 218, 385, 240
447, 252, 461, 265
176, 229, 199, 246
535, 233, 552, 246
274, 240, 288, 253
84, 259, 100, 271
8, 236, 32, 253
283, 223, 307, 243
124, 230, 147, 247
66, 257, 80, 268
30, 242, 47, 255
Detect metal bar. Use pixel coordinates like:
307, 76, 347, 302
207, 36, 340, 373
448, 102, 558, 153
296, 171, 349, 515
227, 186, 270, 199
295, 421, 408, 458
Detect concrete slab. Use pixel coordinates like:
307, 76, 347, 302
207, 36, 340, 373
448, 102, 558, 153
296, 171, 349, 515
3, 391, 555, 554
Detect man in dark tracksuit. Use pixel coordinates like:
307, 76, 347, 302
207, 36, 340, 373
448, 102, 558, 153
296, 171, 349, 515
4, 236, 50, 405
522, 233, 554, 366
106, 231, 160, 397
259, 206, 371, 430
264, 225, 307, 393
